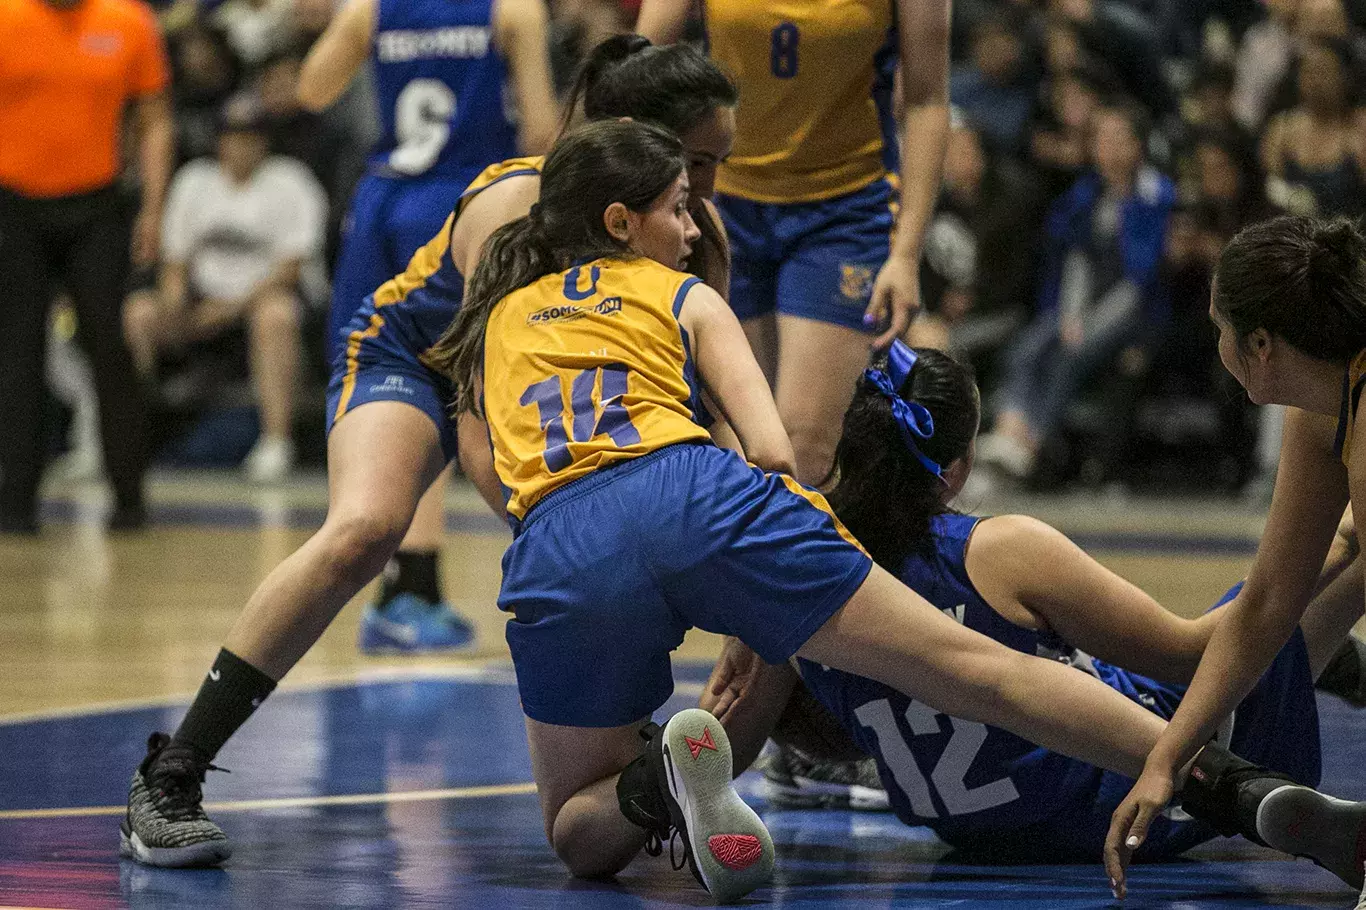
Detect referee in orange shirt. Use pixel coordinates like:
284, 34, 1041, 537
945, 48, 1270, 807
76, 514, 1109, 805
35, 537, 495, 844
0, 0, 173, 532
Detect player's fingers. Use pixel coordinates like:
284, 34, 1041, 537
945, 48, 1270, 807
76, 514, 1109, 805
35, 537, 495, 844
862, 284, 890, 334
871, 296, 913, 351
1104, 799, 1139, 899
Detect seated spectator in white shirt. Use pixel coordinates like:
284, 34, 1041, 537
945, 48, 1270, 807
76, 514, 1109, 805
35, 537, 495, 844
124, 94, 326, 483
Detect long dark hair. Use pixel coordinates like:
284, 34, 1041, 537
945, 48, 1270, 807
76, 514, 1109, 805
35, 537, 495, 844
427, 119, 687, 415
827, 349, 980, 572
1214, 215, 1366, 363
562, 34, 738, 283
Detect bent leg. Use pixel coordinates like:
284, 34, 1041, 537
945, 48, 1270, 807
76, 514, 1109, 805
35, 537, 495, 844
223, 401, 446, 677
245, 288, 302, 443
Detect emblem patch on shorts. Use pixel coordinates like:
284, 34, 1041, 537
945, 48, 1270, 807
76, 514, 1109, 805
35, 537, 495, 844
839, 263, 875, 302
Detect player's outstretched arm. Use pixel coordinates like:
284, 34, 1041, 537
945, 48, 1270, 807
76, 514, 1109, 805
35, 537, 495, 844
1107, 407, 1350, 884
678, 281, 795, 476
967, 514, 1217, 685
495, 0, 559, 155
298, 0, 378, 112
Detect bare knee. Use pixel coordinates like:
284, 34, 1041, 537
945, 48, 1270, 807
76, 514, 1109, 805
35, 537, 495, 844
786, 419, 840, 487
551, 810, 638, 879
318, 510, 407, 583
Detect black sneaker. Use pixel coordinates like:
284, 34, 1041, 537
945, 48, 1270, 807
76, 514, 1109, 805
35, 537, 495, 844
119, 733, 232, 867
1255, 782, 1366, 889
622, 709, 774, 902
759, 741, 889, 811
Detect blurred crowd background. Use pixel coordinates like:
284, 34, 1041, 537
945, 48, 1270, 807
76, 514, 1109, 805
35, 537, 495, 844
44, 0, 1366, 496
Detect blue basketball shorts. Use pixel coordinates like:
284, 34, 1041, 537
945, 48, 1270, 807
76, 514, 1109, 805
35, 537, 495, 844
498, 443, 873, 728
324, 296, 458, 463
327, 171, 473, 362
717, 178, 894, 332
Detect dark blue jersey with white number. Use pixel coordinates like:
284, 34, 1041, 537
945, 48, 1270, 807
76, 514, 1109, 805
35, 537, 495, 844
797, 513, 1321, 858
369, 0, 519, 181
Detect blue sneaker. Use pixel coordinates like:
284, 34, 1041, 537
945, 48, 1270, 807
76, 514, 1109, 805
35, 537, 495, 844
357, 594, 476, 653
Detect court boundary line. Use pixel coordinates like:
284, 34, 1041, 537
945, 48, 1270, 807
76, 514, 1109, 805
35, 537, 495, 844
0, 782, 539, 821
0, 669, 706, 727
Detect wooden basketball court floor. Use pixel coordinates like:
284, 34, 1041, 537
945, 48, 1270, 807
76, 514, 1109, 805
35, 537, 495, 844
2, 471, 1364, 909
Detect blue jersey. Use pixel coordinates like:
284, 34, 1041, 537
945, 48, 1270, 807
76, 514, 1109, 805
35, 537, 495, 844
797, 513, 1321, 857
369, 0, 519, 182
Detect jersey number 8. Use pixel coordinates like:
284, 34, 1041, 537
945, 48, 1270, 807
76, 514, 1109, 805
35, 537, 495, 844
770, 23, 799, 79
390, 78, 457, 176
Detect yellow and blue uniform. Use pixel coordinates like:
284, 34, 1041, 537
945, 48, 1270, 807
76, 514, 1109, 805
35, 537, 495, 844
490, 257, 873, 727
326, 0, 523, 361
1334, 350, 1366, 465
325, 156, 542, 460
705, 0, 898, 329
799, 514, 1320, 860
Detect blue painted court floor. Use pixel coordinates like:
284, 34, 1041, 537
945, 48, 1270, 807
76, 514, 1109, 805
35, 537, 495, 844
3, 664, 1364, 909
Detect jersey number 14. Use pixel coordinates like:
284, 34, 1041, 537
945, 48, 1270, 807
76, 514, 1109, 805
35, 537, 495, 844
521, 366, 641, 472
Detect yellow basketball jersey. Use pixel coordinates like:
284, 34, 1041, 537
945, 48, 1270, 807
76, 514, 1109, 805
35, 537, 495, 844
707, 0, 896, 203
458, 155, 543, 205
1336, 350, 1366, 465
485, 257, 714, 520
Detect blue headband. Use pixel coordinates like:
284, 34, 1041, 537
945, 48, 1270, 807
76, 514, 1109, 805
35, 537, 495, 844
862, 341, 946, 483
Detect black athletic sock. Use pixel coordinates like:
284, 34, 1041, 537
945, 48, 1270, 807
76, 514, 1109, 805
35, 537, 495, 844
378, 549, 442, 608
170, 648, 278, 761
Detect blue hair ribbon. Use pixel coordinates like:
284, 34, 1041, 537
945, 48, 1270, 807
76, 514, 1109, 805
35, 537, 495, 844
863, 340, 946, 483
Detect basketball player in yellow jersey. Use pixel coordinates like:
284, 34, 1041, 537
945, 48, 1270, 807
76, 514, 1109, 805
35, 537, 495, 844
1107, 215, 1366, 901
116, 42, 740, 870
638, 0, 950, 485
426, 117, 1260, 901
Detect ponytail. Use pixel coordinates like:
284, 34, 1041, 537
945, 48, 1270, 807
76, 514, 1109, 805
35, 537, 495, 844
427, 215, 558, 416
559, 33, 653, 136
827, 347, 979, 572
1215, 215, 1366, 363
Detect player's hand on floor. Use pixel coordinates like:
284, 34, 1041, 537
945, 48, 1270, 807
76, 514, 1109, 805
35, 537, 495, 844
1105, 761, 1176, 899
704, 637, 766, 723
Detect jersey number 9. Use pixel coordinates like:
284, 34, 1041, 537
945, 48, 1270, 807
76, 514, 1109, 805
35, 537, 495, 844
770, 23, 799, 79
390, 79, 457, 176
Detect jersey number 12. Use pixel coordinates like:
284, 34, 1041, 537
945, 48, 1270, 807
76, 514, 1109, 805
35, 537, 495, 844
855, 698, 1020, 817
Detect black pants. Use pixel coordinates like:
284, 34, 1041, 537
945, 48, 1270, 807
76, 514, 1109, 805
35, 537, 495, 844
0, 184, 147, 518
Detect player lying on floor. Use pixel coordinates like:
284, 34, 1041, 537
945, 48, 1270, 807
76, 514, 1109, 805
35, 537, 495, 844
703, 343, 1366, 896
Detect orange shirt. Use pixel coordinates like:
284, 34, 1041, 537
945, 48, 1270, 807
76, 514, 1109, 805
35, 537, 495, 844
0, 0, 168, 197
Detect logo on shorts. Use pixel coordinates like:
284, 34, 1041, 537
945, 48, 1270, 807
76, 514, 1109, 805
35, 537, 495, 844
684, 726, 718, 760
369, 374, 414, 395
839, 263, 875, 302
526, 303, 586, 325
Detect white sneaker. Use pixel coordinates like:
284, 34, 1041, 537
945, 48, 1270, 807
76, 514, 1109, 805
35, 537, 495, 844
243, 436, 295, 484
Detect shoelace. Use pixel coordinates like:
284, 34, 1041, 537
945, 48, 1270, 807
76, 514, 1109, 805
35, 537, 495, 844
150, 757, 230, 821
642, 826, 688, 871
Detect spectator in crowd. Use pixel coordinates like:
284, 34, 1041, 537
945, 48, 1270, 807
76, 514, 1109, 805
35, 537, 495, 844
212, 0, 296, 65
950, 11, 1040, 155
910, 114, 1043, 382
124, 96, 326, 483
1029, 65, 1105, 202
170, 23, 244, 166
1262, 38, 1366, 215
0, 0, 174, 533
1050, 0, 1178, 117
1232, 0, 1298, 130
977, 100, 1175, 480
